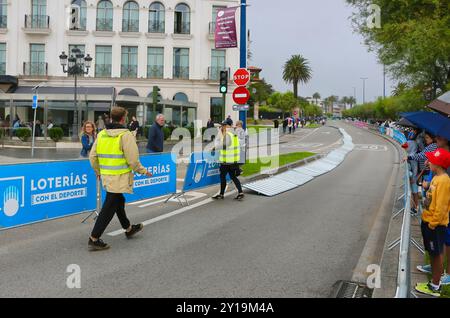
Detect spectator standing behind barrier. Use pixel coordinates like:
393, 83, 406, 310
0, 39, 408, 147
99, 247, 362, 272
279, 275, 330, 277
235, 120, 247, 167
282, 118, 288, 134
405, 132, 437, 182
404, 133, 419, 212
147, 114, 165, 153
128, 116, 140, 137
96, 115, 105, 132
80, 121, 96, 158
414, 148, 450, 297
212, 120, 244, 201
88, 107, 152, 251
207, 118, 215, 129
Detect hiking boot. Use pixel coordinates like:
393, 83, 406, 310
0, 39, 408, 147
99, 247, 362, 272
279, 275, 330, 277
125, 224, 144, 239
88, 238, 110, 251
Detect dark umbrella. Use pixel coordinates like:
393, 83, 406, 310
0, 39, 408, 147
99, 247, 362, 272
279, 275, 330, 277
397, 117, 417, 128
401, 111, 450, 140
427, 91, 450, 117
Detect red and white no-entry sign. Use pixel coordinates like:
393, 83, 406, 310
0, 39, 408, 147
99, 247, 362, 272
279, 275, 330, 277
233, 86, 250, 105
233, 68, 250, 86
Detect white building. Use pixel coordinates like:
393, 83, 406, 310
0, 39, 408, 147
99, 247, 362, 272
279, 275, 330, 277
0, 0, 240, 137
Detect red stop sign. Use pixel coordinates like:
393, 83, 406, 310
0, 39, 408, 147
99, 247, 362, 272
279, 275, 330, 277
233, 68, 250, 86
233, 86, 250, 105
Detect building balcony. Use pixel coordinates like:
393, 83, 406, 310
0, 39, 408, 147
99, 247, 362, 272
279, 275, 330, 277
208, 66, 230, 81
23, 15, 50, 34
173, 66, 189, 80
122, 19, 139, 33
95, 64, 112, 78
121, 65, 138, 78
174, 22, 190, 35
23, 62, 48, 77
148, 20, 165, 34
147, 65, 164, 79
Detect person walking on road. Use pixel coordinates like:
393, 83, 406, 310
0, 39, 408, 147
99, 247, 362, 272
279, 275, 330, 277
88, 107, 152, 251
212, 120, 244, 201
96, 115, 105, 132
235, 120, 247, 167
80, 121, 96, 158
147, 114, 165, 153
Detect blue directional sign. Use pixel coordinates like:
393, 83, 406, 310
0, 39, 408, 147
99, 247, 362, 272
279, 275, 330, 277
32, 95, 38, 109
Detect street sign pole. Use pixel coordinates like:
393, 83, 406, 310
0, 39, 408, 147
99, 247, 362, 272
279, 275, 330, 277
31, 94, 38, 158
239, 0, 247, 129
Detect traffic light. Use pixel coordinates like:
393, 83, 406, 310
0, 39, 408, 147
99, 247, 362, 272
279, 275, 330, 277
219, 71, 228, 94
152, 86, 161, 106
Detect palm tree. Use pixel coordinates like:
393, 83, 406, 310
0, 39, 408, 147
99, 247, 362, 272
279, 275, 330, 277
340, 96, 349, 109
312, 92, 321, 105
347, 96, 356, 109
282, 55, 312, 99
325, 95, 338, 114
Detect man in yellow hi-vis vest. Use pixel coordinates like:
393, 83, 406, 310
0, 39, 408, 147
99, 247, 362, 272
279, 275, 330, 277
212, 120, 244, 201
88, 107, 152, 251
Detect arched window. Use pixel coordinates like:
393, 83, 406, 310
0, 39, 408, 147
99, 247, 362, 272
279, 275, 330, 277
71, 0, 87, 30
96, 0, 113, 31
173, 92, 189, 102
148, 2, 165, 33
174, 3, 190, 34
0, 0, 8, 28
122, 1, 139, 32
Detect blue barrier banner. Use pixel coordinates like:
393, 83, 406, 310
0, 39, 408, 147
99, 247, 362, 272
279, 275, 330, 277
102, 153, 177, 203
393, 129, 407, 145
379, 127, 386, 135
183, 151, 226, 192
0, 160, 97, 229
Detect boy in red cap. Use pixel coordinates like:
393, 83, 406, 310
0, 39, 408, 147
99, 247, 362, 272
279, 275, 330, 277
415, 148, 450, 296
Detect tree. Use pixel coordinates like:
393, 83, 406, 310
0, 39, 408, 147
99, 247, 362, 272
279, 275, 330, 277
340, 96, 349, 109
312, 92, 321, 105
347, 0, 450, 99
347, 96, 357, 109
324, 95, 338, 114
282, 55, 312, 99
268, 92, 298, 119
248, 79, 274, 106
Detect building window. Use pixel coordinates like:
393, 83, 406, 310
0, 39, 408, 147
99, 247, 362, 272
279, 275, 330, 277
173, 48, 189, 79
210, 97, 224, 124
121, 46, 138, 78
210, 49, 226, 80
173, 92, 189, 102
96, 0, 113, 31
0, 43, 6, 75
122, 1, 139, 32
30, 0, 47, 28
29, 44, 46, 76
147, 47, 164, 79
148, 2, 165, 33
95, 45, 112, 77
0, 0, 7, 29
210, 6, 225, 34
71, 0, 87, 31
174, 3, 190, 34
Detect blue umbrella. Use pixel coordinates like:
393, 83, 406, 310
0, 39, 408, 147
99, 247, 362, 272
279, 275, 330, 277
400, 111, 450, 140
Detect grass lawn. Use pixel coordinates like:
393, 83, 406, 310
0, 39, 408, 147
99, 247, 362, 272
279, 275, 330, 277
242, 152, 315, 177
246, 125, 277, 135
423, 253, 450, 298
305, 123, 321, 129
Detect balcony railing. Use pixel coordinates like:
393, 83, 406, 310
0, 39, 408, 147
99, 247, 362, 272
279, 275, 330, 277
0, 15, 7, 29
209, 22, 216, 35
174, 21, 190, 35
96, 18, 113, 31
24, 15, 50, 29
148, 20, 165, 33
173, 66, 189, 79
95, 64, 112, 78
147, 65, 164, 79
0, 62, 6, 75
122, 19, 139, 32
208, 66, 230, 81
23, 62, 48, 76
70, 18, 86, 31
121, 65, 138, 78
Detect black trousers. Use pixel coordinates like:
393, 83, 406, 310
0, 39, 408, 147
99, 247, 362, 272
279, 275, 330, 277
220, 164, 243, 195
91, 192, 130, 239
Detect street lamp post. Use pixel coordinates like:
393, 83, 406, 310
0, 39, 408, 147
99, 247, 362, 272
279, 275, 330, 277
360, 77, 368, 104
59, 48, 92, 141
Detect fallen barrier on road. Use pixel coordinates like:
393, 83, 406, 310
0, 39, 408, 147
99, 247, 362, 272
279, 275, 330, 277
242, 128, 354, 197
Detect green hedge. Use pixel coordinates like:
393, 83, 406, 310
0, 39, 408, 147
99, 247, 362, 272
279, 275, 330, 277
15, 128, 32, 141
48, 127, 64, 142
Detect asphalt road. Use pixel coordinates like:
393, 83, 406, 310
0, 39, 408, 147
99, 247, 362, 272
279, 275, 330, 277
0, 122, 396, 297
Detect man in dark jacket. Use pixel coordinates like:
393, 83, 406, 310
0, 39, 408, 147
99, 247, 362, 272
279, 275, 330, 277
147, 114, 165, 153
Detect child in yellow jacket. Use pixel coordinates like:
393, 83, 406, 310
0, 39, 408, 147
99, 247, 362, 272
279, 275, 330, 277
415, 148, 450, 297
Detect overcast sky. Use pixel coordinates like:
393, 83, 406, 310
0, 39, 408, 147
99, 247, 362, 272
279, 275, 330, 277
247, 0, 396, 103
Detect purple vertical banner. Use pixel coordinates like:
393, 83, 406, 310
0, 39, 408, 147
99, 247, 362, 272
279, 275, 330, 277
215, 7, 238, 49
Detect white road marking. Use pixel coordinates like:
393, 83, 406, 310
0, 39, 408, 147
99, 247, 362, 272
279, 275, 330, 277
138, 191, 207, 208
107, 191, 236, 237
